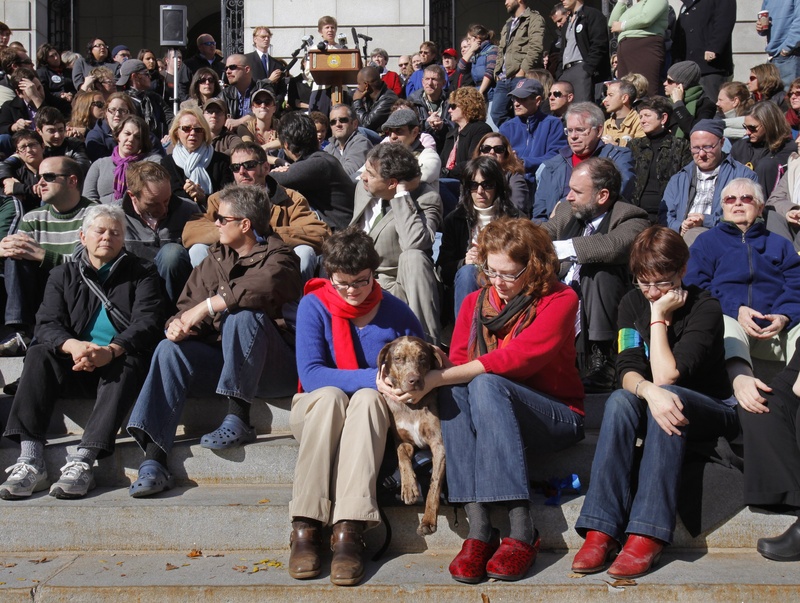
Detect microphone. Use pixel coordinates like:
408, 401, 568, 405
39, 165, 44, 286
317, 41, 327, 52
336, 32, 348, 46
358, 33, 373, 42
351, 27, 359, 49
301, 35, 314, 47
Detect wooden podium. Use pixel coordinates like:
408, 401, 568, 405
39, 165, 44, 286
308, 48, 362, 105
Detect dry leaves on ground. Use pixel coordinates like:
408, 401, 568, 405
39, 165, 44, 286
28, 557, 51, 564
165, 563, 179, 571
187, 549, 203, 558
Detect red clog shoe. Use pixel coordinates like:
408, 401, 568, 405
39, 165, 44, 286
485, 531, 541, 581
607, 534, 664, 579
449, 530, 500, 584
572, 530, 620, 574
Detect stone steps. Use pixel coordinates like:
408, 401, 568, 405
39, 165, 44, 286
1, 548, 797, 603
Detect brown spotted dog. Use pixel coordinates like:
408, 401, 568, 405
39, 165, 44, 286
378, 335, 446, 536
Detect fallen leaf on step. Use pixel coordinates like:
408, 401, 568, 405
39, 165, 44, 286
187, 549, 203, 558
258, 499, 270, 504
610, 579, 637, 587
227, 503, 241, 507
206, 553, 224, 558
120, 574, 126, 577
116, 562, 124, 566
0, 582, 5, 585
569, 572, 586, 579
2, 562, 16, 568
232, 565, 248, 573
182, 564, 190, 567
481, 594, 491, 603
250, 566, 260, 573
165, 563, 179, 571
28, 557, 51, 564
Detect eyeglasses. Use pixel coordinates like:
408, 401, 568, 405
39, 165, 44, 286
634, 273, 677, 292
16, 143, 40, 151
564, 126, 593, 136
230, 159, 263, 172
330, 117, 351, 125
39, 173, 68, 183
90, 101, 105, 109
448, 104, 458, 110
722, 194, 756, 205
689, 140, 720, 155
481, 264, 527, 282
329, 275, 372, 291
225, 64, 243, 71
790, 90, 800, 97
252, 98, 274, 107
92, 43, 108, 49
743, 123, 761, 133
107, 107, 129, 115
398, 62, 410, 67
479, 144, 507, 155
469, 180, 496, 192
549, 91, 564, 98
179, 125, 205, 134
213, 212, 244, 224
198, 77, 216, 84
201, 41, 217, 46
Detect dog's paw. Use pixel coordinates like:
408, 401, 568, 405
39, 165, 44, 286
417, 520, 437, 536
401, 482, 421, 505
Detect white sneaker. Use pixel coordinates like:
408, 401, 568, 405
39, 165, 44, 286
0, 458, 49, 499
49, 456, 95, 499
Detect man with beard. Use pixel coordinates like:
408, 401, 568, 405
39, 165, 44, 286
543, 157, 649, 392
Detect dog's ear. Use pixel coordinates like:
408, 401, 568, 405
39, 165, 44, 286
429, 344, 443, 369
377, 341, 394, 370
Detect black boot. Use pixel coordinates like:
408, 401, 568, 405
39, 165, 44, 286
582, 343, 615, 393
757, 519, 800, 561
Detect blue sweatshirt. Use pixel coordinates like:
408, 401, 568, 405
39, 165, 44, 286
761, 0, 800, 57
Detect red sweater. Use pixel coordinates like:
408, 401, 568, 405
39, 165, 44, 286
450, 283, 585, 415
381, 71, 402, 96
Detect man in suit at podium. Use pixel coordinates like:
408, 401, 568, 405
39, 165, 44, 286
245, 26, 287, 108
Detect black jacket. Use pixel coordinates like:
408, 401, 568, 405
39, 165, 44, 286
0, 159, 40, 212
408, 88, 450, 153
34, 249, 165, 357
628, 132, 693, 220
245, 51, 288, 104
439, 120, 493, 179
352, 85, 399, 133
673, 0, 736, 77
160, 150, 234, 209
223, 79, 274, 120
0, 94, 72, 135
557, 5, 610, 81
185, 53, 225, 79
45, 138, 92, 175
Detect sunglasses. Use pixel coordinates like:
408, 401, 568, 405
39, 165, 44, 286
252, 98, 274, 107
213, 211, 244, 224
743, 123, 760, 133
39, 173, 68, 182
179, 125, 205, 134
722, 194, 756, 205
469, 180, 496, 192
230, 159, 263, 172
448, 103, 458, 110
225, 64, 243, 71
330, 117, 351, 125
201, 41, 217, 46
90, 101, 105, 109
198, 77, 216, 84
666, 77, 677, 84
549, 91, 564, 98
790, 90, 800, 97
479, 144, 507, 155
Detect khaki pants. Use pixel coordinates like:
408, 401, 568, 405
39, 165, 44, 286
289, 386, 390, 528
724, 315, 800, 366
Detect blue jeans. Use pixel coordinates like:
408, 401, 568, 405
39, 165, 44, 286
153, 243, 192, 305
490, 77, 523, 127
575, 387, 739, 544
127, 309, 297, 454
439, 373, 584, 503
773, 54, 800, 91
453, 264, 479, 318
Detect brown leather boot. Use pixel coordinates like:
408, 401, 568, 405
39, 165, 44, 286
288, 519, 322, 579
330, 520, 366, 586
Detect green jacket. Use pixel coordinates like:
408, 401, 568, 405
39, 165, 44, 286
494, 8, 545, 78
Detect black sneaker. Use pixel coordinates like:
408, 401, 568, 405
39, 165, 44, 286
582, 345, 616, 393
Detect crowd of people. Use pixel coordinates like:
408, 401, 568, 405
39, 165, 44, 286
0, 0, 799, 588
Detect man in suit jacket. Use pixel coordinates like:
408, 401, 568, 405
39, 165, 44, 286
351, 143, 442, 344
244, 26, 288, 107
184, 34, 225, 79
544, 156, 649, 392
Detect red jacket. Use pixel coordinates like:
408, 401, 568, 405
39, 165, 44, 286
381, 70, 402, 96
450, 282, 585, 414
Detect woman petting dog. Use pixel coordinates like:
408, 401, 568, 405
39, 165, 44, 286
380, 217, 585, 583
572, 226, 739, 578
289, 226, 424, 586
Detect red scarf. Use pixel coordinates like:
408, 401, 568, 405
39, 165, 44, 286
303, 277, 383, 370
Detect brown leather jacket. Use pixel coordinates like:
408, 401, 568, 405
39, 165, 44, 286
182, 175, 330, 252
